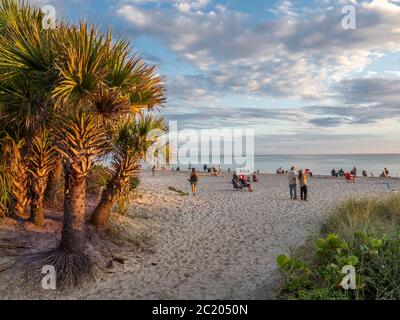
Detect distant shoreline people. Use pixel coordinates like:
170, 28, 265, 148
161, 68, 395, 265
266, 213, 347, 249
253, 172, 258, 183
345, 171, 355, 183
380, 168, 390, 178
362, 170, 368, 177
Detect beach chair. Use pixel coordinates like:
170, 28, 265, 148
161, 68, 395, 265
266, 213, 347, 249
232, 179, 242, 190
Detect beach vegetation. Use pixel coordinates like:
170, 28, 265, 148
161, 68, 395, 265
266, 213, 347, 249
90, 114, 168, 229
278, 194, 400, 300
0, 0, 166, 288
168, 186, 189, 196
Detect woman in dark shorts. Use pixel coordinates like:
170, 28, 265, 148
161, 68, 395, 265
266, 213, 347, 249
189, 168, 199, 196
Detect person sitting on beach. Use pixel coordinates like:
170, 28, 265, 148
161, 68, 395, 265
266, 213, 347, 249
385, 168, 390, 177
239, 175, 253, 192
338, 169, 345, 177
345, 172, 355, 182
298, 170, 309, 201
232, 173, 242, 190
253, 173, 258, 182
211, 167, 220, 177
380, 170, 388, 178
351, 166, 357, 177
331, 169, 338, 177
288, 167, 298, 200
362, 170, 368, 177
189, 168, 199, 196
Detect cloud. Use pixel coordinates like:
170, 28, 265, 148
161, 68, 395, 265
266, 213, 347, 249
116, 0, 400, 100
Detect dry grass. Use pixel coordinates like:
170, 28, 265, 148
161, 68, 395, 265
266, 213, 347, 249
322, 194, 400, 240
168, 186, 189, 196
106, 218, 154, 253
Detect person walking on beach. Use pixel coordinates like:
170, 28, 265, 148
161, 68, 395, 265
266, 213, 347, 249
189, 168, 199, 196
298, 170, 309, 201
151, 165, 156, 176
288, 167, 297, 200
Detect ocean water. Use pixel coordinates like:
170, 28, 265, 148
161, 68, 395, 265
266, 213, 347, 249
173, 154, 400, 177
251, 154, 400, 177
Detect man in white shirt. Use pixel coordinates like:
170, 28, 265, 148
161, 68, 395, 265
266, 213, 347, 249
288, 167, 298, 200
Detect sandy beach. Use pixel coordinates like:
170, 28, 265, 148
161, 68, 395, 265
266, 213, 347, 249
52, 172, 400, 299
0, 171, 398, 299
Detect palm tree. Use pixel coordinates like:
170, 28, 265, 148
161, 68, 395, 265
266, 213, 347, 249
27, 130, 58, 225
90, 113, 168, 228
0, 0, 168, 286
47, 22, 165, 286
0, 0, 60, 220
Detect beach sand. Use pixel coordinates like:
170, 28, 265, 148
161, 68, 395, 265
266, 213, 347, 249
0, 172, 398, 299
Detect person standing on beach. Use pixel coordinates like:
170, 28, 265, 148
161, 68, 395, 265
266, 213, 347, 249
152, 165, 156, 176
298, 170, 309, 201
288, 167, 297, 200
190, 168, 199, 196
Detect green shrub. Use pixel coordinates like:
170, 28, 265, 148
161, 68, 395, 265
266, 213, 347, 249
87, 164, 112, 195
113, 176, 141, 216
278, 195, 400, 300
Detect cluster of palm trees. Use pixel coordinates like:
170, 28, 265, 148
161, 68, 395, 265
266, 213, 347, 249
0, 0, 168, 287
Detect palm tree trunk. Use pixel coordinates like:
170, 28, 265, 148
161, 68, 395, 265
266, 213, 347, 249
59, 164, 87, 253
10, 158, 29, 218
90, 193, 114, 229
30, 176, 47, 226
90, 158, 139, 229
45, 158, 63, 204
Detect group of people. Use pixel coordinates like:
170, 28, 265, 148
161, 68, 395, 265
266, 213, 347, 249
331, 166, 391, 180
232, 172, 258, 192
288, 167, 309, 201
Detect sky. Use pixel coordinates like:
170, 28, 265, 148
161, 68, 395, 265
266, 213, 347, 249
32, 0, 400, 154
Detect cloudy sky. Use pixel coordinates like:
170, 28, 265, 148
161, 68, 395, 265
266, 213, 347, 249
34, 0, 400, 154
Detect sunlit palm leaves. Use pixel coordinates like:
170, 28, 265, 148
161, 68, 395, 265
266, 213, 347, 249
28, 130, 58, 225
0, 0, 56, 79
52, 22, 110, 104
1, 134, 28, 217
54, 112, 108, 178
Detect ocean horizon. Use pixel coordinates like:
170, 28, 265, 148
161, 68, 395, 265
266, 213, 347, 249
170, 154, 400, 177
